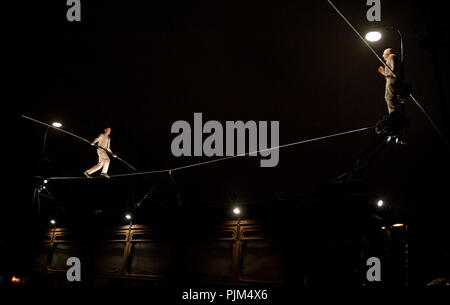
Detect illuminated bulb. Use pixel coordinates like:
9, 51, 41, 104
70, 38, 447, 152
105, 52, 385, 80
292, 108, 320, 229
377, 200, 384, 207
365, 31, 382, 42
50, 219, 56, 225
52, 122, 62, 128
125, 214, 132, 220
233, 207, 240, 215
393, 223, 404, 227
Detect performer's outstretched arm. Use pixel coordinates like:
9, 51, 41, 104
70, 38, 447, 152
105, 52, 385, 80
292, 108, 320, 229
91, 134, 101, 146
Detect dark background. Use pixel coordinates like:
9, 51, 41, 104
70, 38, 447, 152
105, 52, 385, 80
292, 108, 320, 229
4, 0, 450, 285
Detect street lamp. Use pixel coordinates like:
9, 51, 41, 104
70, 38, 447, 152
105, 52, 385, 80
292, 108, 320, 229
365, 31, 382, 42
42, 121, 63, 154
233, 207, 241, 240
365, 25, 404, 62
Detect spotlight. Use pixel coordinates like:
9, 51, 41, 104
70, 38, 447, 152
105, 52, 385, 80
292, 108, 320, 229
392, 223, 404, 227
365, 31, 382, 42
52, 122, 62, 128
377, 200, 384, 207
233, 207, 240, 215
125, 213, 132, 220
50, 219, 56, 225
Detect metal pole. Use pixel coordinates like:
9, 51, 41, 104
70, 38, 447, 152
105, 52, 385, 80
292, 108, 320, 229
381, 26, 404, 63
397, 29, 404, 63
42, 126, 49, 154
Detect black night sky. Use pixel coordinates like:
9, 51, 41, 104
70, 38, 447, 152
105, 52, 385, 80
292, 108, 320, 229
4, 0, 450, 285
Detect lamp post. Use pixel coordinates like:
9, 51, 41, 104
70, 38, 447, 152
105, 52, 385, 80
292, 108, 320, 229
42, 127, 49, 154
125, 213, 133, 238
233, 207, 241, 240
42, 122, 62, 154
37, 121, 62, 216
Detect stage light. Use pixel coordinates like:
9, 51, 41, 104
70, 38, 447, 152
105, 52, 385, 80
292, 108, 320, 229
52, 122, 62, 128
365, 31, 382, 42
43, 179, 48, 184
233, 207, 240, 215
50, 219, 56, 225
125, 213, 132, 220
393, 223, 404, 227
377, 200, 384, 207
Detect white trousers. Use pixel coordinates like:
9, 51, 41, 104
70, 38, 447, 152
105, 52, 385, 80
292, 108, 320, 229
385, 78, 400, 114
87, 149, 110, 174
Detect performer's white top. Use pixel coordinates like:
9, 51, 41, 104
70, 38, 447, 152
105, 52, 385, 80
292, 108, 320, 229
94, 133, 112, 152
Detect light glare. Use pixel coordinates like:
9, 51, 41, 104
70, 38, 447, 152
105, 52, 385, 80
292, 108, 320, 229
365, 31, 382, 42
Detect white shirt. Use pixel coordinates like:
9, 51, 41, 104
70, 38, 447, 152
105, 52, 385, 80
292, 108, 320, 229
94, 133, 112, 153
